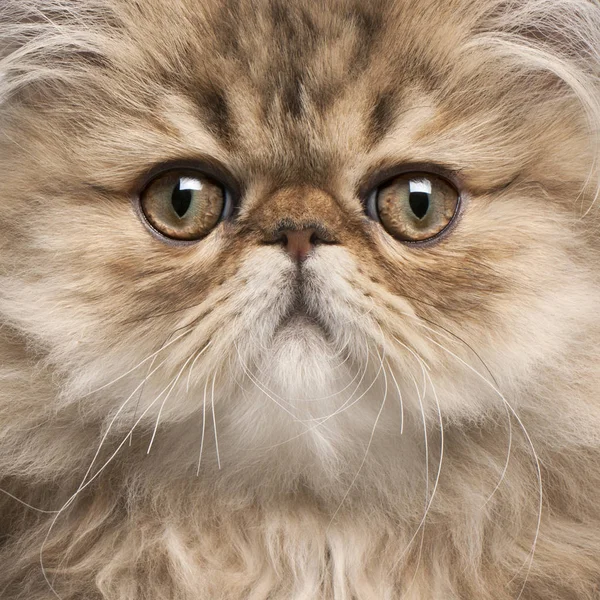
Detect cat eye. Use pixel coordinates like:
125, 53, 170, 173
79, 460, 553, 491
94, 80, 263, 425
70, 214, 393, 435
368, 172, 460, 242
139, 170, 230, 241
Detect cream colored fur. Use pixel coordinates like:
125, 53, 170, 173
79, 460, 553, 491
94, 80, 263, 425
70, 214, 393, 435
1, 0, 600, 598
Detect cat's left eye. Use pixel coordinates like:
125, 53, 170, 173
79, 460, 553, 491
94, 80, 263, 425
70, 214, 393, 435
368, 172, 460, 243
139, 170, 231, 241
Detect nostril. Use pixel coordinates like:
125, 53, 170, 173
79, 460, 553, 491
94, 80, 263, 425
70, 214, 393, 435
269, 229, 315, 262
262, 224, 339, 261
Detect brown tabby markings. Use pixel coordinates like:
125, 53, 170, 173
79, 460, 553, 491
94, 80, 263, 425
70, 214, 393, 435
1, 0, 600, 599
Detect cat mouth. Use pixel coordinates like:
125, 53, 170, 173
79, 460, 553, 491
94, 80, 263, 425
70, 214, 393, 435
277, 290, 331, 338
281, 295, 317, 324
270, 268, 336, 344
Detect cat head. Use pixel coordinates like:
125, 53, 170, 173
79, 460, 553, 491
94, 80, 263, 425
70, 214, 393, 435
1, 0, 599, 489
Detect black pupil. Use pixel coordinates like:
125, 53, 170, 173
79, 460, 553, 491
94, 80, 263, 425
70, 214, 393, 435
409, 192, 430, 220
171, 181, 193, 218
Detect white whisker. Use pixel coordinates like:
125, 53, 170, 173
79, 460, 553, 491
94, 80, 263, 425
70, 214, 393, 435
251, 348, 362, 404
81, 328, 192, 398
254, 345, 372, 451
480, 402, 513, 510
0, 489, 58, 514
396, 312, 497, 384
196, 377, 209, 476
210, 370, 221, 470
395, 313, 513, 508
395, 371, 429, 577
391, 337, 445, 579
81, 356, 170, 497
327, 345, 388, 530
244, 337, 358, 404
234, 342, 304, 423
128, 352, 159, 447
146, 350, 199, 455
39, 353, 191, 600
303, 343, 382, 424
387, 360, 405, 435
400, 372, 428, 598
423, 335, 542, 599
186, 341, 213, 393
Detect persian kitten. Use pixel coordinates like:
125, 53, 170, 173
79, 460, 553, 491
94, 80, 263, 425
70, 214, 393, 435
1, 0, 600, 598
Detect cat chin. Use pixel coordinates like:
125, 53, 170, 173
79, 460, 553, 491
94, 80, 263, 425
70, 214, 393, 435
261, 314, 341, 399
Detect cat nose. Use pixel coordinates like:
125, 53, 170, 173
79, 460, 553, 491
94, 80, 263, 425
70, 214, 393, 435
275, 228, 320, 262
250, 187, 344, 259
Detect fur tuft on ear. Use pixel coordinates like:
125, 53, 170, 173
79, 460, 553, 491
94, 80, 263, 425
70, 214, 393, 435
469, 0, 600, 216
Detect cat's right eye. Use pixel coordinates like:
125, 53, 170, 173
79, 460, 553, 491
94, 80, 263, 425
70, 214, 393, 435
139, 170, 230, 241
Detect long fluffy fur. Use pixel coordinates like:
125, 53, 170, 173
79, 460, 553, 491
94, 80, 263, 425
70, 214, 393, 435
1, 0, 600, 598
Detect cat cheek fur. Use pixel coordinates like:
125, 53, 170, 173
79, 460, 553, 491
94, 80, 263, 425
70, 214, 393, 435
1, 0, 600, 599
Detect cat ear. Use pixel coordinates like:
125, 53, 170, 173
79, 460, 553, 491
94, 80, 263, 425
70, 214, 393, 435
471, 0, 600, 118
476, 0, 600, 64
469, 0, 600, 217
0, 2, 111, 104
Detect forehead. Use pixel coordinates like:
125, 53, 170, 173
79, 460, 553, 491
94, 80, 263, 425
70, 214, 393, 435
129, 0, 468, 183
19, 0, 563, 201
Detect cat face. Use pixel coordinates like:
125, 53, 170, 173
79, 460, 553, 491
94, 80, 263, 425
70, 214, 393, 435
0, 0, 599, 485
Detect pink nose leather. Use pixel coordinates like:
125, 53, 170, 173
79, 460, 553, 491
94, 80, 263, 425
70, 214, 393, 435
280, 229, 315, 262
